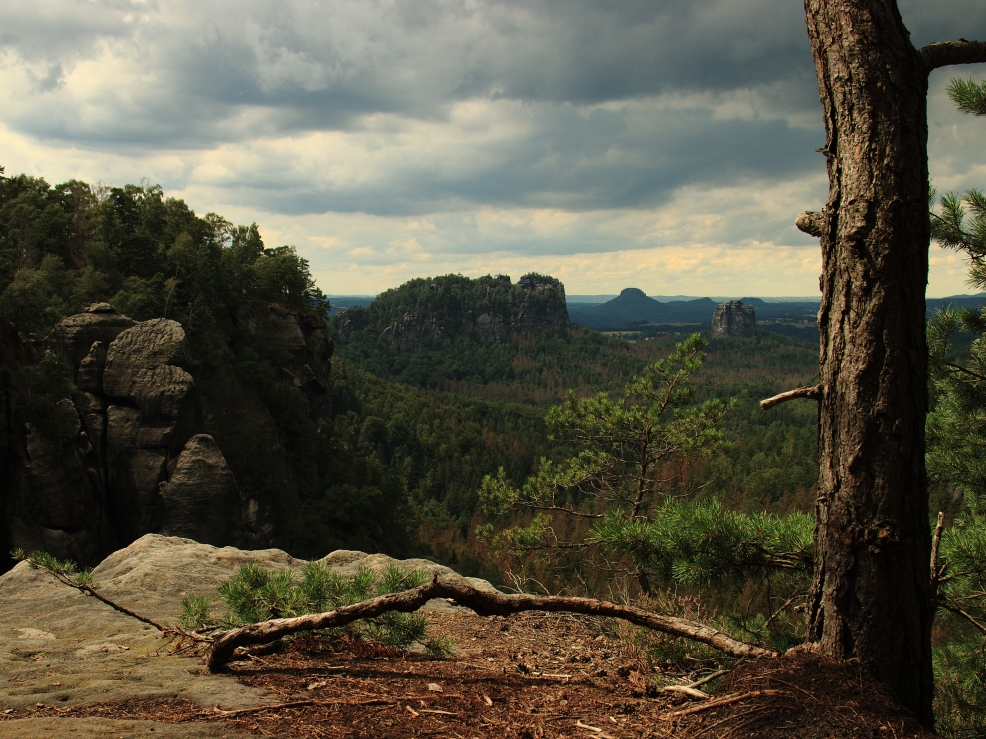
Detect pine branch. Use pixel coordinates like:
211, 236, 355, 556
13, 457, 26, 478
15, 550, 210, 643
941, 602, 986, 637
795, 211, 824, 237
760, 385, 822, 410
920, 40, 986, 72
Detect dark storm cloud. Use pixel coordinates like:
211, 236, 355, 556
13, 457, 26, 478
2, 0, 986, 216
231, 100, 821, 218
3, 0, 817, 139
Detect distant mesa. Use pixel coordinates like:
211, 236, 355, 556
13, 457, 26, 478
566, 288, 717, 330
712, 300, 756, 338
332, 273, 569, 348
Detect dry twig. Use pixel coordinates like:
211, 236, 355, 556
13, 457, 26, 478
663, 689, 786, 719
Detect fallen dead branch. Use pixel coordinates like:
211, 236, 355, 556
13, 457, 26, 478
208, 575, 776, 671
686, 669, 730, 689
662, 685, 711, 700
663, 689, 786, 719
201, 697, 397, 717
661, 668, 731, 700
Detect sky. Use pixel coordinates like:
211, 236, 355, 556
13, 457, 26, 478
2, 1, 986, 298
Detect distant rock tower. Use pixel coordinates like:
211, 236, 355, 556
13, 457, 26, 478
711, 300, 756, 338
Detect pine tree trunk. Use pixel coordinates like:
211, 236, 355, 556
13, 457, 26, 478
802, 0, 934, 724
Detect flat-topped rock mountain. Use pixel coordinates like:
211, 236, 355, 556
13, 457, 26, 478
334, 273, 569, 348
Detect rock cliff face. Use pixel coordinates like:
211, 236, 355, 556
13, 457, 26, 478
1, 301, 331, 569
711, 300, 757, 338
337, 273, 568, 348
234, 302, 333, 416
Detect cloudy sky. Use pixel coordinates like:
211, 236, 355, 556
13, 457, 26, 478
2, 0, 986, 297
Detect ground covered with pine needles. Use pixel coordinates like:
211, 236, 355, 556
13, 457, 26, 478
0, 610, 935, 738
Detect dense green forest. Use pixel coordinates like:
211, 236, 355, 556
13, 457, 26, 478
0, 170, 823, 576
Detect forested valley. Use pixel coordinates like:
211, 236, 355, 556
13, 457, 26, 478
0, 170, 822, 576
4, 166, 986, 735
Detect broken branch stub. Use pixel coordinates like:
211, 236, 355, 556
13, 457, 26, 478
207, 575, 776, 672
760, 385, 823, 411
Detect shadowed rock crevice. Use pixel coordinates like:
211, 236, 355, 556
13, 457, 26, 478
2, 301, 328, 568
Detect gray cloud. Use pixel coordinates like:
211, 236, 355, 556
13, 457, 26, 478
2, 0, 986, 220
3, 0, 819, 143
218, 101, 820, 217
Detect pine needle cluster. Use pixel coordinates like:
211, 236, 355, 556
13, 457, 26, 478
180, 562, 454, 657
11, 548, 98, 589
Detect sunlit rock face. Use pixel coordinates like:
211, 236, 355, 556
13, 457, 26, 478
711, 300, 756, 338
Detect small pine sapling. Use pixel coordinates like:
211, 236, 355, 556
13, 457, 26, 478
479, 334, 731, 592
180, 561, 454, 657
478, 333, 815, 665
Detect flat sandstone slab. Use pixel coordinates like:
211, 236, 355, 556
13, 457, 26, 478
0, 534, 491, 732
0, 717, 262, 738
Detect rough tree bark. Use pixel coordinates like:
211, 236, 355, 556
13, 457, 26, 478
796, 1, 986, 725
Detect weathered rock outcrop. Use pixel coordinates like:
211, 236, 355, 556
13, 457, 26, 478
102, 318, 202, 540
3, 305, 252, 567
0, 535, 494, 733
45, 303, 136, 371
234, 303, 333, 416
159, 435, 241, 544
711, 300, 757, 338
337, 273, 568, 349
513, 273, 570, 335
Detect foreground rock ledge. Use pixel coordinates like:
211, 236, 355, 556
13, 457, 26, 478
0, 535, 491, 719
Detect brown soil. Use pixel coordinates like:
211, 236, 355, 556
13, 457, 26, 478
0, 611, 936, 738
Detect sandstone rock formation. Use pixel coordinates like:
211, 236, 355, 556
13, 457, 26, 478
45, 303, 136, 371
159, 435, 241, 544
3, 305, 252, 566
339, 273, 569, 348
0, 534, 494, 734
711, 300, 757, 338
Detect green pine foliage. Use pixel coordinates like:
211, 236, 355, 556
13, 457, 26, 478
180, 562, 453, 656
476, 335, 813, 654
11, 548, 97, 589
477, 335, 730, 585
948, 78, 986, 118
927, 185, 986, 737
